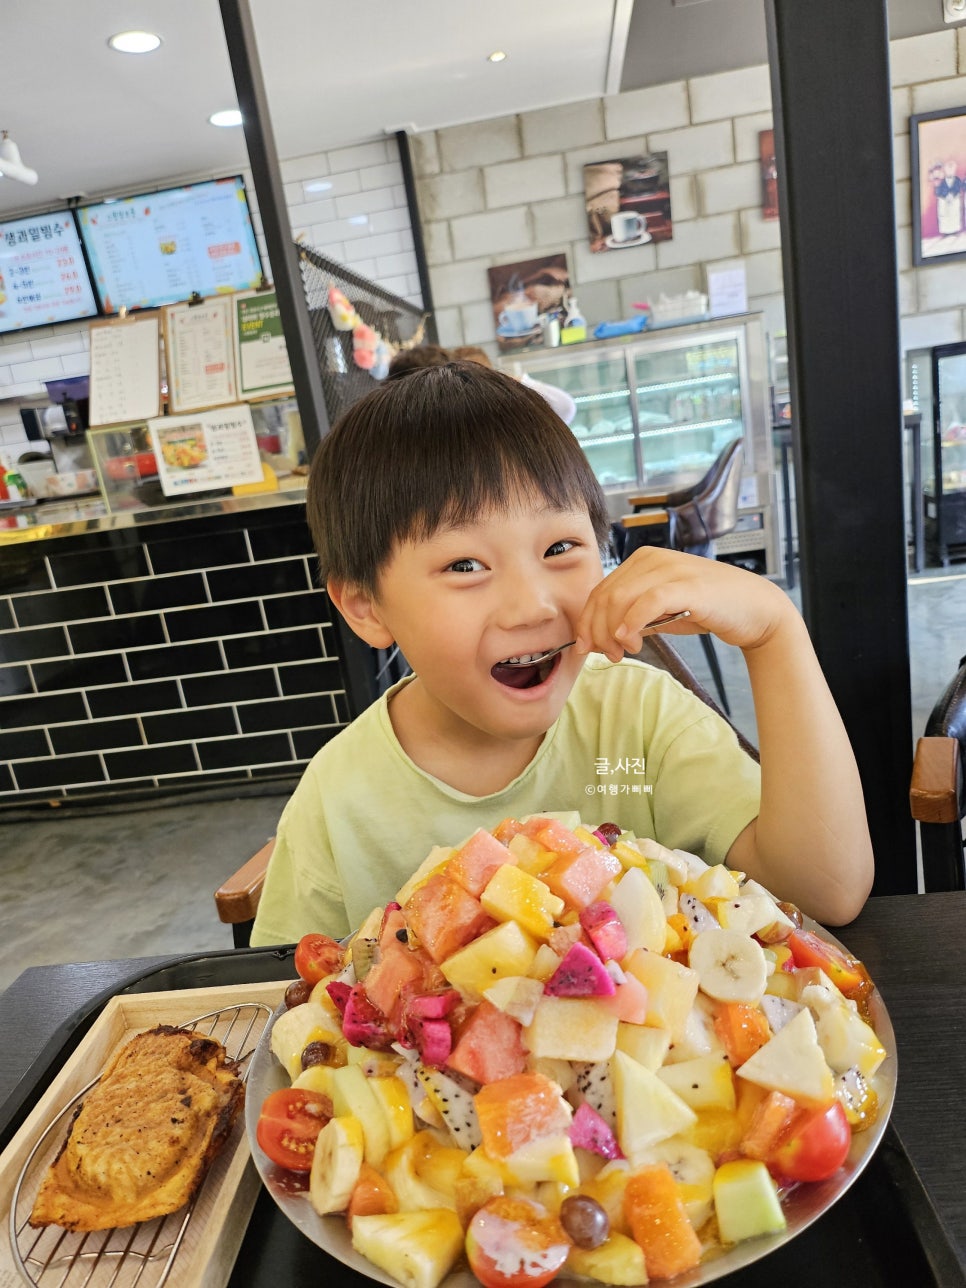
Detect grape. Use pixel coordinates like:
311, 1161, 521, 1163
559, 1194, 609, 1249
300, 1040, 336, 1070
284, 978, 313, 1009
593, 821, 622, 846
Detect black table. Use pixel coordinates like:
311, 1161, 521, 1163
2, 895, 965, 1286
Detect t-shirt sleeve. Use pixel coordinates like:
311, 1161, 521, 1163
249, 771, 352, 946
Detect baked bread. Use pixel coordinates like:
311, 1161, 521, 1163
29, 1025, 245, 1232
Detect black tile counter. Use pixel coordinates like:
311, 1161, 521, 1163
0, 493, 351, 808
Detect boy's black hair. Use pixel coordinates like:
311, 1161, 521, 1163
307, 361, 609, 593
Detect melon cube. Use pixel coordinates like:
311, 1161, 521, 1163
713, 1159, 786, 1244
447, 828, 515, 896
480, 863, 564, 940
439, 919, 538, 1000
543, 845, 622, 910
526, 996, 619, 1062
616, 1022, 671, 1071
623, 948, 699, 1043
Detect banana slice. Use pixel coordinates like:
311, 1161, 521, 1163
689, 928, 768, 1003
309, 1114, 365, 1215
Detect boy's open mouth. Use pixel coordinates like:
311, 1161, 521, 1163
491, 651, 561, 690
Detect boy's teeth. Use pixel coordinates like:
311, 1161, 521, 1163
505, 652, 542, 664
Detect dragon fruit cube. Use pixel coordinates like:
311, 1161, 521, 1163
569, 1101, 624, 1160
579, 901, 628, 962
545, 942, 616, 997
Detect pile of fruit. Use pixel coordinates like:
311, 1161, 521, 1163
255, 814, 888, 1288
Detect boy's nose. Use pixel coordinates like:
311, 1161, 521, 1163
497, 569, 558, 628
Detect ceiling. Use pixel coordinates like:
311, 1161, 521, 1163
0, 0, 957, 220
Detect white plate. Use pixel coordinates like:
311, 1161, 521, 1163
496, 324, 541, 338
245, 919, 896, 1288
605, 231, 652, 249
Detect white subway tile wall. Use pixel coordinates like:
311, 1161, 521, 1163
0, 136, 419, 463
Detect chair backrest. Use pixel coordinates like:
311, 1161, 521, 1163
668, 439, 744, 552
910, 653, 966, 891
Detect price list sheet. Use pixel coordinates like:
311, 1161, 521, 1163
88, 314, 162, 427
164, 296, 237, 413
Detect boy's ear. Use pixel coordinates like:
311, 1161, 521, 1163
327, 578, 395, 649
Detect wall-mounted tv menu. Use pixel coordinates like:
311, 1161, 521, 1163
0, 211, 99, 335
76, 176, 264, 315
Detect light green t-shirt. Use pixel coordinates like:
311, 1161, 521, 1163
249, 654, 761, 946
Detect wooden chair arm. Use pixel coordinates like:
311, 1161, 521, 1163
214, 837, 275, 925
910, 737, 960, 823
622, 509, 670, 528
628, 491, 672, 508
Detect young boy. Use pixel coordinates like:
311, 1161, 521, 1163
250, 363, 873, 946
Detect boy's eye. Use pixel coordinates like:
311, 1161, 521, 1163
545, 540, 576, 557
446, 557, 486, 573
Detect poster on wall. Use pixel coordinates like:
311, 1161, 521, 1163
487, 254, 570, 353
759, 130, 779, 220
910, 106, 966, 266
233, 290, 295, 397
146, 403, 263, 497
583, 153, 672, 252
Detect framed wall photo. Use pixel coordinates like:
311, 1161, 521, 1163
583, 153, 671, 252
487, 254, 570, 353
910, 106, 966, 266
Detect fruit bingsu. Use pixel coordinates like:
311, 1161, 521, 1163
257, 813, 890, 1288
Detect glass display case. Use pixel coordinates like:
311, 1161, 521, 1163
503, 314, 778, 575
906, 342, 966, 566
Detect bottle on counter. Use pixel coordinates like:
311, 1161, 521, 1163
5, 467, 27, 500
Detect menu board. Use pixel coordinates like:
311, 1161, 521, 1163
163, 296, 237, 414
147, 404, 264, 497
88, 314, 162, 427
76, 177, 263, 315
0, 211, 98, 334
233, 291, 295, 398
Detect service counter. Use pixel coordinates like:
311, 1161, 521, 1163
0, 489, 352, 809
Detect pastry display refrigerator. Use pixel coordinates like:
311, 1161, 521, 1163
502, 314, 779, 576
905, 341, 966, 566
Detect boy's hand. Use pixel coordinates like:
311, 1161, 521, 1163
574, 547, 795, 661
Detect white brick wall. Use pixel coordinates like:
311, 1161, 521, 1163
0, 136, 420, 460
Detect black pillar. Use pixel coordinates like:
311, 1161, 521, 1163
765, 0, 916, 892
396, 131, 439, 343
218, 0, 329, 460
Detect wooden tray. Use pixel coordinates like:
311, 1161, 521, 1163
0, 980, 288, 1288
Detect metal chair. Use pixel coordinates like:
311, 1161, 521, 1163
909, 654, 966, 892
617, 439, 745, 714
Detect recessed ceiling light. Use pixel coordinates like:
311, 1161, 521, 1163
209, 109, 243, 128
108, 30, 161, 54
488, 50, 508, 63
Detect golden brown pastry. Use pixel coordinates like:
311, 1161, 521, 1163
29, 1025, 244, 1232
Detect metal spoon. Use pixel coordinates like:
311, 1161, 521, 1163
501, 610, 692, 666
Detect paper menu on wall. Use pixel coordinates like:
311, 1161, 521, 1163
233, 291, 294, 398
88, 313, 162, 426
147, 403, 263, 497
164, 296, 237, 413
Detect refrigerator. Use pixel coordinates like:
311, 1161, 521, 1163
502, 314, 778, 576
905, 342, 966, 566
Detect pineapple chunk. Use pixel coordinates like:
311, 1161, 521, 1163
368, 1076, 416, 1150
615, 1023, 671, 1071
508, 832, 558, 874
440, 919, 538, 1000
383, 1134, 458, 1212
566, 1232, 648, 1285
351, 1210, 464, 1288
480, 863, 564, 940
684, 865, 741, 901
657, 1054, 736, 1112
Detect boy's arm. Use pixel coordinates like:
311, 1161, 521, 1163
575, 547, 874, 925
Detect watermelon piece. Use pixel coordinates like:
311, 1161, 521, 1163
602, 973, 650, 1023
379, 903, 406, 952
526, 817, 587, 858
447, 1000, 528, 1084
364, 940, 431, 1020
543, 846, 622, 910
404, 873, 496, 964
569, 1101, 624, 1160
492, 817, 526, 845
447, 828, 516, 897
545, 942, 616, 998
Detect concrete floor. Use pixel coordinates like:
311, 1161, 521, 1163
1, 563, 963, 996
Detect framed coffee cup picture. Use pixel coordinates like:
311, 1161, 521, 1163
487, 253, 570, 353
910, 106, 966, 266
584, 152, 672, 253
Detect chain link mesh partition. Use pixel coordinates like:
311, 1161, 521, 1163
297, 241, 428, 427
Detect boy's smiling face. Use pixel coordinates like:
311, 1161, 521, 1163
337, 494, 604, 774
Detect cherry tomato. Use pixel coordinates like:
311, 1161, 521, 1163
466, 1195, 570, 1288
255, 1088, 330, 1171
768, 1100, 851, 1183
785, 929, 873, 1005
294, 932, 344, 985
